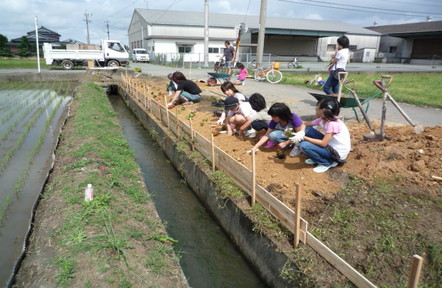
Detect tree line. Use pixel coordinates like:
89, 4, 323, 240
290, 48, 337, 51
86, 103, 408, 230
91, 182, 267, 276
0, 34, 34, 57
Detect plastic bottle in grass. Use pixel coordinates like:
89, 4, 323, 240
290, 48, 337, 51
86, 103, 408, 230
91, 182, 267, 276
84, 184, 94, 201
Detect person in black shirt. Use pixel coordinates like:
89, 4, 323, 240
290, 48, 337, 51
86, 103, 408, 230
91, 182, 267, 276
167, 71, 202, 108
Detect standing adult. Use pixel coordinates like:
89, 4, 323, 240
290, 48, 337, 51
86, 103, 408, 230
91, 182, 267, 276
323, 35, 350, 95
220, 40, 236, 75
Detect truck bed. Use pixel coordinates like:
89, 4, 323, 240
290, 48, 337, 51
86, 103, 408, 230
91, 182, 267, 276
46, 49, 104, 61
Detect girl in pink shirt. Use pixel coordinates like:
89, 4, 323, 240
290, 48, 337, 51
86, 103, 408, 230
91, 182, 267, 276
290, 98, 351, 173
233, 63, 248, 85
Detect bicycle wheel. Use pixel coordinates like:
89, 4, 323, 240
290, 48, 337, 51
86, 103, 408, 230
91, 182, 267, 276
254, 67, 265, 81
266, 70, 283, 84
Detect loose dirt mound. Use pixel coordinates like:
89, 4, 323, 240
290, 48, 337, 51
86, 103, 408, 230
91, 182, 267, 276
112, 73, 441, 221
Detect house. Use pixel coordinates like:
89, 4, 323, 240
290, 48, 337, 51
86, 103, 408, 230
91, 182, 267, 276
11, 26, 61, 44
128, 9, 380, 64
366, 21, 442, 64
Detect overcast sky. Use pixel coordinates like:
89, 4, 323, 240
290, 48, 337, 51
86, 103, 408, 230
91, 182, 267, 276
0, 0, 441, 45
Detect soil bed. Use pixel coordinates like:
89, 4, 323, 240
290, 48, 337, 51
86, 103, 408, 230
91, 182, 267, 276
131, 73, 441, 287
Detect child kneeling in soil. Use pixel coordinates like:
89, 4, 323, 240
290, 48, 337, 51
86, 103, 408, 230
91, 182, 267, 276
224, 97, 256, 137
167, 71, 202, 108
290, 98, 350, 173
240, 93, 272, 139
251, 103, 304, 152
216, 81, 248, 125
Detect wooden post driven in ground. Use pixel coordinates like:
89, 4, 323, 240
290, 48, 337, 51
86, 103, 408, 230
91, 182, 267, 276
190, 118, 194, 151
175, 107, 180, 139
211, 134, 215, 172
143, 86, 147, 108
251, 151, 256, 206
408, 255, 423, 288
294, 183, 303, 248
164, 96, 170, 127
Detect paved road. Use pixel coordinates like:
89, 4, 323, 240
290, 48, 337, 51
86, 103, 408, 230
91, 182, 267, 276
1, 64, 441, 127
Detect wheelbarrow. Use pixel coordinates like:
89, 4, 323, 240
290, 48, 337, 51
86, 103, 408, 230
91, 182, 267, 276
309, 90, 381, 124
207, 72, 231, 86
309, 72, 381, 139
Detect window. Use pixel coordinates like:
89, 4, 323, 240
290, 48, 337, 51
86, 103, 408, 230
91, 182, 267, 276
178, 46, 192, 53
349, 45, 357, 52
108, 42, 125, 52
209, 47, 220, 54
327, 44, 336, 51
389, 46, 397, 53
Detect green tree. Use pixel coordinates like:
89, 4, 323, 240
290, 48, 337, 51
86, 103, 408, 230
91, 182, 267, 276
0, 34, 12, 57
18, 36, 31, 57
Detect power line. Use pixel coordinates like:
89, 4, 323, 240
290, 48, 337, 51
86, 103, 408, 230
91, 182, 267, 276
278, 0, 442, 17
283, 0, 442, 16
386, 0, 442, 8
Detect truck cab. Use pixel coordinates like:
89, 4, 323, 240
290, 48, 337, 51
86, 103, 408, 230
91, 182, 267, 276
132, 48, 150, 63
103, 40, 129, 67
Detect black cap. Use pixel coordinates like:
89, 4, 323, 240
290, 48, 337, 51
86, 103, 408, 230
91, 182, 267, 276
224, 97, 239, 110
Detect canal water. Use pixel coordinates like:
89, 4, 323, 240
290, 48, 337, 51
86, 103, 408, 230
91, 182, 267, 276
109, 94, 267, 288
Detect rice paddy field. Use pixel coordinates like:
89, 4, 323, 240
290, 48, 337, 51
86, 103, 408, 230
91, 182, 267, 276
0, 80, 73, 285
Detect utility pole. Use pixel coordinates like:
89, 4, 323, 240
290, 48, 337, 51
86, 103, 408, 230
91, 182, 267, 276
84, 12, 92, 44
144, 0, 149, 9
105, 21, 110, 40
256, 0, 267, 67
35, 16, 40, 73
204, 0, 209, 68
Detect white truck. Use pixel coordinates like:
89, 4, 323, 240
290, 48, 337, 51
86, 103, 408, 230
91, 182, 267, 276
43, 40, 129, 70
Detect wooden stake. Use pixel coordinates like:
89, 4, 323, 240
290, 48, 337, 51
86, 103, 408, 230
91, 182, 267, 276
143, 86, 147, 108
408, 255, 423, 288
164, 96, 170, 127
211, 133, 216, 172
251, 150, 256, 206
294, 183, 302, 248
158, 101, 162, 123
175, 107, 180, 139
190, 118, 194, 151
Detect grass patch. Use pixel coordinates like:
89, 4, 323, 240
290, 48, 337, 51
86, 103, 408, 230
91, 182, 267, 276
30, 81, 183, 287
0, 57, 51, 69
308, 176, 441, 287
209, 170, 244, 199
282, 72, 442, 108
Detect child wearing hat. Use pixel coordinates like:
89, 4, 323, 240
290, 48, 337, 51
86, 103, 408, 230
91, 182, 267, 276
224, 97, 256, 137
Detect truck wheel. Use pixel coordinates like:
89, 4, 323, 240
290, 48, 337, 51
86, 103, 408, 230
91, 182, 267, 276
107, 60, 120, 67
61, 60, 74, 70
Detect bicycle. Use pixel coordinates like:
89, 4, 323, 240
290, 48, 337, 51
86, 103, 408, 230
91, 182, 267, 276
287, 57, 299, 69
253, 62, 283, 84
247, 60, 257, 69
214, 59, 226, 73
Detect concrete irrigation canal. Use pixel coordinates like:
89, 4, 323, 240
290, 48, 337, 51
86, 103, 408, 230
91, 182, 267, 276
109, 93, 266, 287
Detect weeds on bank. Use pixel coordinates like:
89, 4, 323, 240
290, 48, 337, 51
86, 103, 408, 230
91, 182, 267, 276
50, 82, 179, 286
309, 176, 441, 286
209, 170, 244, 199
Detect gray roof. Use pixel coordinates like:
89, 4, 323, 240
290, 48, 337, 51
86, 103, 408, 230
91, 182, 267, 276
366, 21, 442, 36
135, 9, 380, 36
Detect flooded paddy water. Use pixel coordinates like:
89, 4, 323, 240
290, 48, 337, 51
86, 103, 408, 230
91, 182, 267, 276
0, 81, 73, 287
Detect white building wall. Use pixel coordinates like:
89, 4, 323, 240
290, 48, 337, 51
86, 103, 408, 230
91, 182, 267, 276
318, 34, 379, 62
